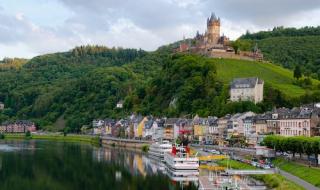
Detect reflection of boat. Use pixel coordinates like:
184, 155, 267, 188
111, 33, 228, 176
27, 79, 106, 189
148, 140, 172, 161
164, 145, 199, 170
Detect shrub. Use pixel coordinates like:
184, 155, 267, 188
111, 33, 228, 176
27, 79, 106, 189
142, 145, 149, 152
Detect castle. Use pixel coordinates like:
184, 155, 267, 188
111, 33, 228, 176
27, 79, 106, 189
178, 13, 263, 61
195, 13, 230, 50
178, 13, 231, 53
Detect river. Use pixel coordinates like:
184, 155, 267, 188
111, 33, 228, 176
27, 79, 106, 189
0, 140, 197, 190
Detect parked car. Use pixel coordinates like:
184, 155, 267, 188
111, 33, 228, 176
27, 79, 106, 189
209, 149, 220, 155
263, 165, 271, 169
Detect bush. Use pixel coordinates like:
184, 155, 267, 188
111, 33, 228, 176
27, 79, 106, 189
0, 133, 4, 139
25, 131, 31, 138
141, 145, 149, 152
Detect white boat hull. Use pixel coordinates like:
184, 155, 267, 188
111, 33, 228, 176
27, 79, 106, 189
164, 152, 199, 171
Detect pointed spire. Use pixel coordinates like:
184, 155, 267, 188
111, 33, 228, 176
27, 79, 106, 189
210, 12, 217, 21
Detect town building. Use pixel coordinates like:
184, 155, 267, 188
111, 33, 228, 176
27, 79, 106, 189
163, 118, 178, 140
230, 77, 264, 104
193, 116, 208, 142
174, 118, 193, 139
151, 119, 165, 141
279, 106, 320, 137
0, 120, 36, 133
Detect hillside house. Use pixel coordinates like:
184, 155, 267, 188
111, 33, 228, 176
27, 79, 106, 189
230, 77, 264, 104
0, 102, 4, 110
116, 100, 124, 109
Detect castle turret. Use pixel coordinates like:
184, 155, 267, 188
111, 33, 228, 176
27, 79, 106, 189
206, 12, 220, 45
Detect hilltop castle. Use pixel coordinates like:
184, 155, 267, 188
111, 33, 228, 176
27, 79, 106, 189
178, 13, 230, 53
195, 13, 230, 49
178, 13, 263, 61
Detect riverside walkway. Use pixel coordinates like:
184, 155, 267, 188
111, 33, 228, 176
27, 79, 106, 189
278, 169, 320, 190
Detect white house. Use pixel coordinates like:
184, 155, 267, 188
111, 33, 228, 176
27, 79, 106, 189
230, 77, 264, 104
116, 100, 124, 108
0, 102, 4, 110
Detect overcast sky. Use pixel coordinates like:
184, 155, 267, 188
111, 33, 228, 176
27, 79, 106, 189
1, 0, 320, 59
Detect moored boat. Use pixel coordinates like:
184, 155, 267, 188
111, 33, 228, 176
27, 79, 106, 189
164, 145, 199, 171
148, 140, 172, 161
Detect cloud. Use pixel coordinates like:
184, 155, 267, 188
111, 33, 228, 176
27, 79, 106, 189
1, 0, 320, 59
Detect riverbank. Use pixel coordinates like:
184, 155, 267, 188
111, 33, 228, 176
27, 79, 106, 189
274, 158, 320, 188
100, 136, 151, 150
2, 133, 100, 145
216, 159, 304, 190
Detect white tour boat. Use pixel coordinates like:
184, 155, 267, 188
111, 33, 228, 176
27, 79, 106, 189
164, 145, 199, 171
148, 140, 172, 161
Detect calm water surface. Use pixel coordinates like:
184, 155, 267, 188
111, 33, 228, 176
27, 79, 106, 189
0, 140, 197, 190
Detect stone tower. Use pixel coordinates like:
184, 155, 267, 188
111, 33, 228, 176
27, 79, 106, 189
206, 13, 220, 45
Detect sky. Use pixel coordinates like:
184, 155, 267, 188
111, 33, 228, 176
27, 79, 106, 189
1, 0, 320, 59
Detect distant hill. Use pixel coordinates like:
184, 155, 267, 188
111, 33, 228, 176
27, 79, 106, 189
238, 26, 320, 80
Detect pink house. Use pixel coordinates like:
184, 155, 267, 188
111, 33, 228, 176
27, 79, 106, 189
280, 119, 311, 137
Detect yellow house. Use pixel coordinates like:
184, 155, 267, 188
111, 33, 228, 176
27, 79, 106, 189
194, 124, 206, 141
137, 117, 148, 137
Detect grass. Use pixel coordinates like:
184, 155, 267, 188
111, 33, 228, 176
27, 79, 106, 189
274, 158, 320, 187
3, 133, 100, 145
213, 58, 320, 97
216, 159, 304, 190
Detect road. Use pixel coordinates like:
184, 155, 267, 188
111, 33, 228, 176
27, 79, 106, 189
278, 168, 320, 190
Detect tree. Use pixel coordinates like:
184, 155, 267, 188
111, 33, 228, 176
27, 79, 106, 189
294, 65, 302, 80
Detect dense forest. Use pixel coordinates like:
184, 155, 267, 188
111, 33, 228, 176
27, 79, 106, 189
0, 45, 319, 132
236, 26, 320, 79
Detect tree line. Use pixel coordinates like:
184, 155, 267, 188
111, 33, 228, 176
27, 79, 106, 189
263, 135, 320, 161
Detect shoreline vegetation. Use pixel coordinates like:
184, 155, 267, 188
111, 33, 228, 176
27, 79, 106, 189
1, 133, 101, 145
274, 158, 320, 188
216, 159, 304, 190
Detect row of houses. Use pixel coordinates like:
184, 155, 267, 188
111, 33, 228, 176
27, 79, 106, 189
0, 120, 37, 133
92, 104, 320, 146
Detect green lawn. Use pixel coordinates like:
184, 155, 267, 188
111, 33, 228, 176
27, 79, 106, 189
274, 158, 320, 187
3, 133, 100, 145
213, 58, 320, 97
216, 159, 304, 190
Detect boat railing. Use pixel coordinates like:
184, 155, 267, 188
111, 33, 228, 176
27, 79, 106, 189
171, 144, 198, 158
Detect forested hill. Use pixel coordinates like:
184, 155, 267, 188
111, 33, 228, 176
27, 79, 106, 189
0, 45, 320, 132
240, 26, 320, 40
237, 26, 320, 80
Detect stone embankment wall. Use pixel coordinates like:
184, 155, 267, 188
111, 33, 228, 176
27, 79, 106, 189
209, 51, 255, 61
101, 136, 152, 149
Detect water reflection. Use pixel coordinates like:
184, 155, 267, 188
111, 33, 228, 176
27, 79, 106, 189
0, 140, 197, 190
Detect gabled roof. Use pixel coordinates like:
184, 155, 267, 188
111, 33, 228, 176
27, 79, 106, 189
230, 77, 263, 89
165, 118, 179, 125
144, 119, 154, 129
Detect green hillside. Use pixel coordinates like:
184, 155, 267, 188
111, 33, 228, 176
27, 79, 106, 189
1, 46, 320, 132
238, 27, 320, 80
213, 58, 320, 97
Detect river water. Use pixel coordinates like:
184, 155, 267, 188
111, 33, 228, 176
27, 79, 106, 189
0, 140, 197, 190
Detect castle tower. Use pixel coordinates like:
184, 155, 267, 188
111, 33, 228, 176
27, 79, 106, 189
206, 13, 220, 45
